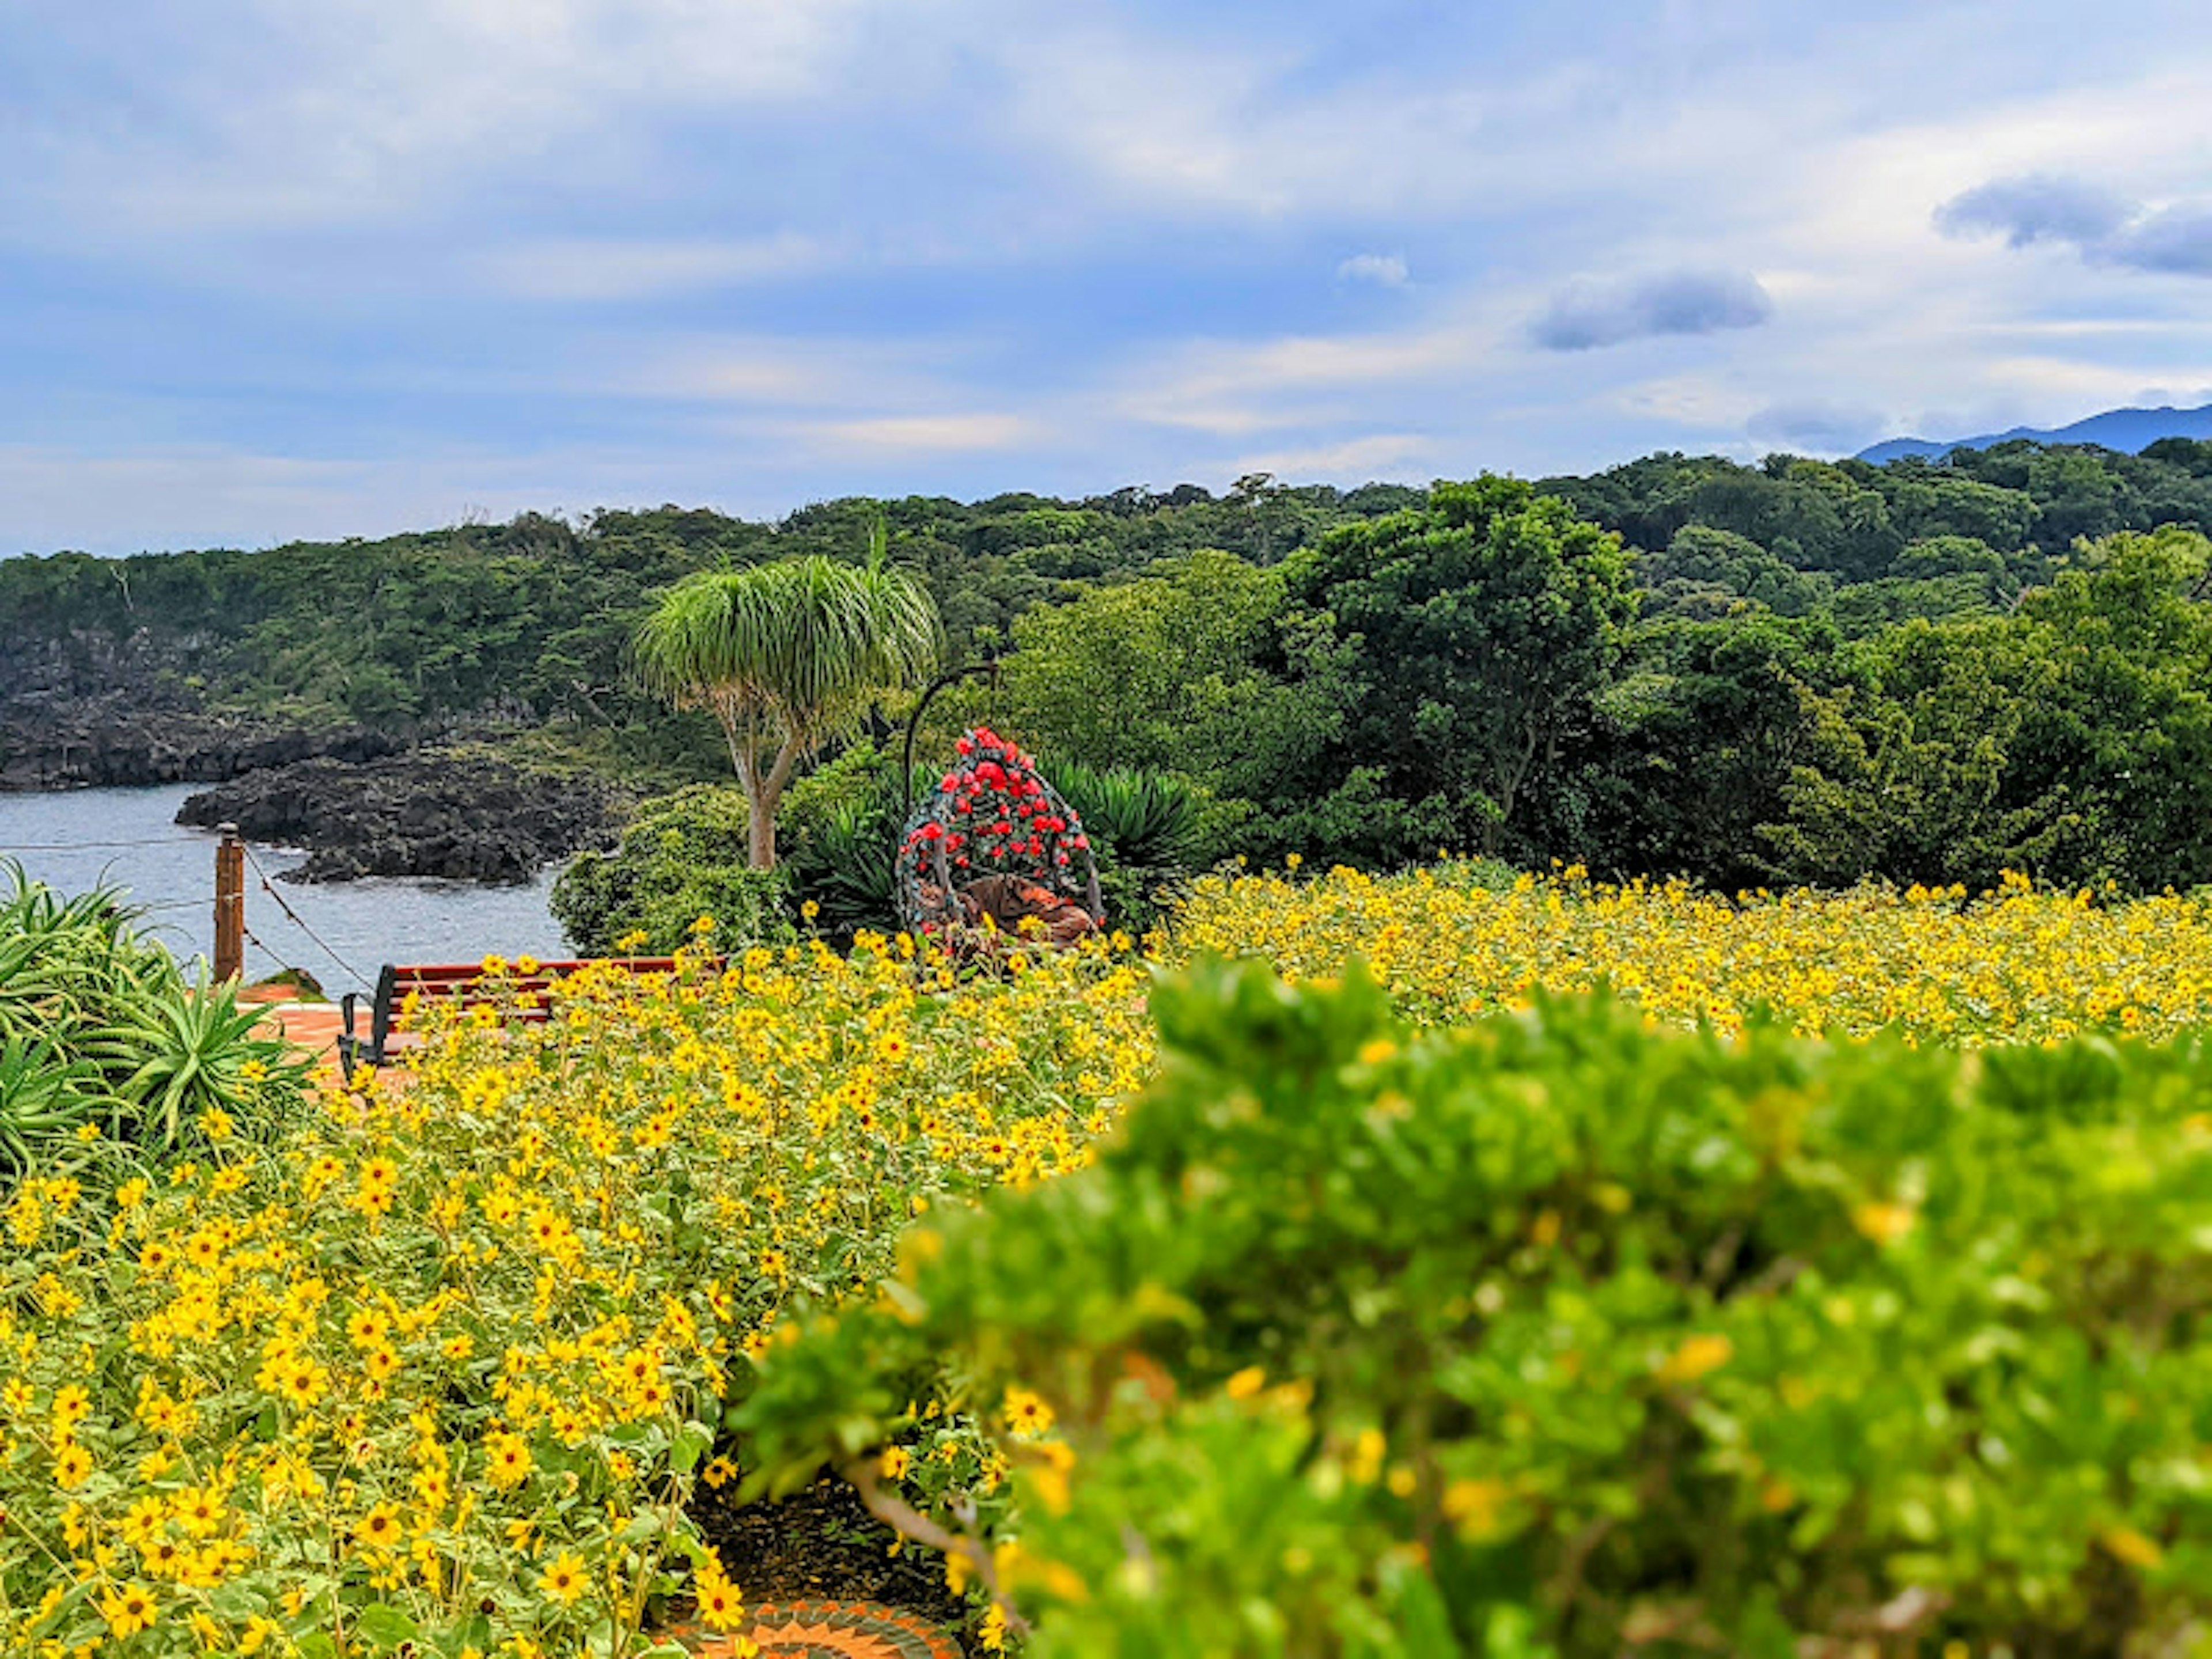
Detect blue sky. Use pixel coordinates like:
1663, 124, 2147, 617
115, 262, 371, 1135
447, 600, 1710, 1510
6, 0, 2212, 553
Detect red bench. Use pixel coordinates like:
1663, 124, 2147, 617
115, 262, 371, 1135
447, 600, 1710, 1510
338, 957, 680, 1079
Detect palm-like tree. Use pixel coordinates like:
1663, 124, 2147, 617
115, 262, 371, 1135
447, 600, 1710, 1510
634, 554, 939, 869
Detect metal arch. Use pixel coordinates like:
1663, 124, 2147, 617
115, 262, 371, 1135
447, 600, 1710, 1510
900, 657, 1001, 825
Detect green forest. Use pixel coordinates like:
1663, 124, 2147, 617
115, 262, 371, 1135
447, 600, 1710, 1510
8, 437, 2212, 899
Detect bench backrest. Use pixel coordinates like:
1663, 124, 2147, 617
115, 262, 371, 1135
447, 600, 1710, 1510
381, 957, 682, 1027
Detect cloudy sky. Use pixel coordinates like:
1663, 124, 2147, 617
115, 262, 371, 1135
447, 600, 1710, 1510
7, 0, 2212, 554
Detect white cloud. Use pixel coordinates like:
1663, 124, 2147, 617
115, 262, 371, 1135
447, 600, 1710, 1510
804, 413, 1036, 453
6, 0, 904, 235
615, 332, 968, 408
1336, 253, 1409, 287
1220, 432, 1435, 482
480, 233, 830, 300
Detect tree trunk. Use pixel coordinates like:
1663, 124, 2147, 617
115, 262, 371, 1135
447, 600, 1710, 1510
741, 733, 808, 871
748, 796, 777, 869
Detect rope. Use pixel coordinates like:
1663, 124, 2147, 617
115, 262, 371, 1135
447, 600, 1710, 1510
3, 835, 186, 851
243, 922, 321, 990
241, 845, 371, 991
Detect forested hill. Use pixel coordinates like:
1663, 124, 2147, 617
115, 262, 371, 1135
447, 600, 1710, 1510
7, 437, 2212, 895
9, 437, 2211, 735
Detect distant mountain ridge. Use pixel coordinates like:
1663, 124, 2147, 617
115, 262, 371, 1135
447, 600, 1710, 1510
1858, 402, 2212, 464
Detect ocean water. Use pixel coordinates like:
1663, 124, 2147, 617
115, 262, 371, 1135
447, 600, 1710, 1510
0, 785, 571, 997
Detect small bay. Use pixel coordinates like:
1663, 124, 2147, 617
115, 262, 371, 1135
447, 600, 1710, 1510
0, 784, 571, 995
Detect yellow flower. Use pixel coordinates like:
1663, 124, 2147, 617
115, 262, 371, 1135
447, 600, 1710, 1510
484, 1430, 533, 1488
541, 1548, 590, 1605
357, 1501, 406, 1552
52, 1440, 93, 1487
1852, 1201, 1918, 1246
100, 1580, 159, 1638
694, 1555, 746, 1628
1656, 1333, 1734, 1387
1001, 1384, 1055, 1438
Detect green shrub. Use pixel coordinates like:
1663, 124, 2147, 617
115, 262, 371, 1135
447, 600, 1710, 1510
1051, 762, 1222, 934
0, 862, 306, 1182
738, 960, 2212, 1656
779, 741, 925, 940
551, 785, 794, 954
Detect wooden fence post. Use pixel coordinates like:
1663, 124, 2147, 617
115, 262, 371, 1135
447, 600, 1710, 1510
215, 824, 244, 982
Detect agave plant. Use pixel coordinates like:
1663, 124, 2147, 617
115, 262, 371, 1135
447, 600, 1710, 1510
0, 1032, 108, 1181
81, 961, 306, 1153
1051, 763, 1215, 933
0, 859, 309, 1185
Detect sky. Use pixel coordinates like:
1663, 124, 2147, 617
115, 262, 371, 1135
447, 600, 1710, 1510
6, 0, 2212, 554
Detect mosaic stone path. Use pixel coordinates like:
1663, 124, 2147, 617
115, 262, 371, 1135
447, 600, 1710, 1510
660, 1600, 963, 1659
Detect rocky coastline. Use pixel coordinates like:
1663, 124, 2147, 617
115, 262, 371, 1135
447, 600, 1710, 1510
176, 755, 628, 885
0, 631, 407, 791
5, 629, 628, 885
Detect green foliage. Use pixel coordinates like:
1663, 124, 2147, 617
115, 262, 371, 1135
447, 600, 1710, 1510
1555, 612, 1836, 891
13, 441, 2212, 897
633, 554, 940, 868
779, 742, 931, 941
1768, 528, 2212, 892
738, 961, 2212, 1656
1051, 763, 1219, 934
1285, 477, 1637, 858
0, 863, 306, 1181
998, 550, 1298, 775
1635, 524, 1834, 620
550, 788, 794, 955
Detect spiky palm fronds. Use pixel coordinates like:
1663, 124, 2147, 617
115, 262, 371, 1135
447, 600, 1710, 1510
633, 555, 940, 763
633, 554, 940, 868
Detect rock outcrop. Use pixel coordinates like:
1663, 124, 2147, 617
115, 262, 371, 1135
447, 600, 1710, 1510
176, 756, 627, 885
0, 629, 403, 790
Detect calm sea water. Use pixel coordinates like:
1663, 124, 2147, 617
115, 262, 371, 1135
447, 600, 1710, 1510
0, 785, 570, 996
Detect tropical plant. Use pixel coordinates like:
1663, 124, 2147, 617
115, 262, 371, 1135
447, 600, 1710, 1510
0, 1032, 107, 1180
632, 552, 940, 868
737, 958, 2212, 1657
0, 861, 306, 1179
1052, 762, 1217, 933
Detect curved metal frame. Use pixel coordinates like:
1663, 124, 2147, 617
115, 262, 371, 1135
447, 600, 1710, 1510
899, 658, 1001, 826
895, 730, 1103, 939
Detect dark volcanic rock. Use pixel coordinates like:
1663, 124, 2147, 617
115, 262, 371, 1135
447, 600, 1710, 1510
0, 628, 404, 790
177, 755, 626, 885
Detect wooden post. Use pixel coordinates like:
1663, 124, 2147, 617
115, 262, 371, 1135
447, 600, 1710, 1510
214, 824, 244, 982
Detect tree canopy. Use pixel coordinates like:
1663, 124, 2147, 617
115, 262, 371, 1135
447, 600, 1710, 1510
631, 555, 939, 868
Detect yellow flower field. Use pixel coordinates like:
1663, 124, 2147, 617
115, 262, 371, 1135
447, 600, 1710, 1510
1172, 863, 2212, 1043
0, 937, 1152, 1657
5, 869, 2210, 1654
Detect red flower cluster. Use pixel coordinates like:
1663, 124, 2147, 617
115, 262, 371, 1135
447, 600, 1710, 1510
903, 726, 1091, 881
